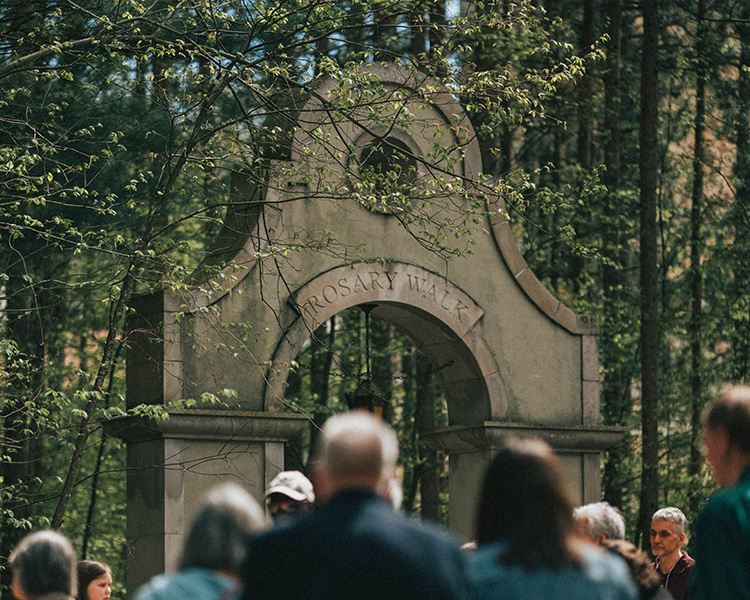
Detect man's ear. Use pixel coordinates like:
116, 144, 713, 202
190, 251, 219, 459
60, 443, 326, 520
375, 475, 392, 500
678, 532, 686, 546
11, 571, 29, 600
310, 460, 330, 503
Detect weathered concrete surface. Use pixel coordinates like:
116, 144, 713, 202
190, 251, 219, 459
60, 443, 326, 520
119, 64, 620, 579
104, 412, 307, 593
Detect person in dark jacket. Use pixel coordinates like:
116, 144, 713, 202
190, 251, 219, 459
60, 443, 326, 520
241, 411, 471, 600
649, 507, 693, 600
264, 470, 315, 521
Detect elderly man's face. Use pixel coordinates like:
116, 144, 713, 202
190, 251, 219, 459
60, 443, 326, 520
650, 519, 684, 558
267, 494, 313, 519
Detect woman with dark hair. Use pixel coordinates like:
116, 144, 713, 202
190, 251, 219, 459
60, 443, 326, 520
470, 437, 638, 600
77, 561, 112, 600
8, 530, 77, 600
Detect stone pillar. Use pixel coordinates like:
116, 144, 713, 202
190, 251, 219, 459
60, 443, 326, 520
423, 422, 624, 541
105, 411, 308, 594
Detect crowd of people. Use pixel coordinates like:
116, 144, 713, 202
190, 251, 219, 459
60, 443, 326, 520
7, 385, 750, 600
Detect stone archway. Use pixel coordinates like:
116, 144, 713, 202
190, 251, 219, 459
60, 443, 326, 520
112, 63, 625, 593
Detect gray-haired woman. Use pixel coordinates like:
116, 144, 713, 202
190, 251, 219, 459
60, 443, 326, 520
9, 530, 78, 600
133, 483, 266, 600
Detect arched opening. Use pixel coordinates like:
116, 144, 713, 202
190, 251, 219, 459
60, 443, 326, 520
348, 133, 422, 214
281, 305, 451, 523
261, 262, 507, 531
359, 137, 418, 186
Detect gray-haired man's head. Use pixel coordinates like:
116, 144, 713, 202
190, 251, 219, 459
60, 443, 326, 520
574, 501, 625, 544
650, 507, 687, 561
651, 507, 686, 535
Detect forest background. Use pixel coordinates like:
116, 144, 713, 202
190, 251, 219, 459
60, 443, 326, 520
1, 0, 749, 596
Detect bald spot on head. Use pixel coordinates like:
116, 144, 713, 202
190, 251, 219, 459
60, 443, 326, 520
315, 412, 398, 497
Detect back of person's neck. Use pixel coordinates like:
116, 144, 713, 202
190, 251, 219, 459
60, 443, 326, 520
723, 453, 750, 486
317, 475, 386, 503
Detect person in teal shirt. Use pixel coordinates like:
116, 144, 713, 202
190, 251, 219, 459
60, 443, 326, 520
134, 483, 266, 600
469, 437, 638, 600
690, 385, 750, 600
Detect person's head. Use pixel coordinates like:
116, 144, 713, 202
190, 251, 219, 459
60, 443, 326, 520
8, 530, 77, 600
475, 436, 582, 570
649, 507, 686, 560
77, 561, 112, 600
312, 411, 399, 503
573, 501, 626, 545
264, 470, 315, 520
179, 482, 266, 575
602, 539, 662, 600
703, 385, 750, 486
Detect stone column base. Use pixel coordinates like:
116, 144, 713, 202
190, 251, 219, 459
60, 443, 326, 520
105, 410, 308, 594
423, 422, 625, 540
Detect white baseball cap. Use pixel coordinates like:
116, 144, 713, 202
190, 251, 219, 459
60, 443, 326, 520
264, 470, 315, 503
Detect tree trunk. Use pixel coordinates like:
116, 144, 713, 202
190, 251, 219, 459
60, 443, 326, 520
601, 0, 630, 511
416, 353, 440, 522
687, 0, 706, 517
577, 0, 597, 171
81, 342, 121, 558
636, 0, 660, 550
731, 6, 750, 383
373, 5, 399, 61
410, 5, 427, 59
314, 35, 330, 77
371, 320, 394, 414
429, 0, 447, 76
307, 320, 336, 463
